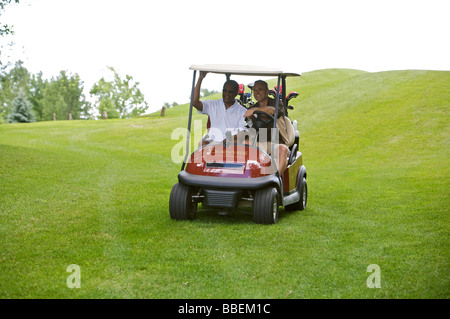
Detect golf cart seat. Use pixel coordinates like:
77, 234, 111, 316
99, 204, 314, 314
288, 143, 298, 165
288, 130, 300, 165
281, 115, 295, 148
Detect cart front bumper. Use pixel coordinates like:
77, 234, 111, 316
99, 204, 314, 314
178, 170, 280, 190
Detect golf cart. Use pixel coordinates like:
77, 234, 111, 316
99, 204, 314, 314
169, 64, 307, 224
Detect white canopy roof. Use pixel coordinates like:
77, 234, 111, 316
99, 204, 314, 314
189, 64, 301, 77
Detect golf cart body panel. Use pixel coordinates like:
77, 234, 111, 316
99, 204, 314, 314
185, 144, 276, 178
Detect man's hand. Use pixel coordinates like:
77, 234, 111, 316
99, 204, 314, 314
243, 108, 256, 118
244, 106, 275, 118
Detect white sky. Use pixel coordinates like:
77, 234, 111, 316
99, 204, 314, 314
2, 0, 450, 113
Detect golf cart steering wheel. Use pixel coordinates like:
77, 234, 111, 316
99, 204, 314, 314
252, 110, 275, 129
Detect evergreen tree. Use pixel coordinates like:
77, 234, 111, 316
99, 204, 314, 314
7, 89, 35, 123
0, 60, 30, 122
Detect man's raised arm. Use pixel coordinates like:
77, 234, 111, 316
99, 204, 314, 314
193, 71, 207, 112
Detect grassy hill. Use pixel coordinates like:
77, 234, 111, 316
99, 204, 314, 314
0, 69, 448, 298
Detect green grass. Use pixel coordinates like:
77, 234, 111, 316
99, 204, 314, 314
0, 69, 448, 298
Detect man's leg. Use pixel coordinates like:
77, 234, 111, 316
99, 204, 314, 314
277, 144, 289, 175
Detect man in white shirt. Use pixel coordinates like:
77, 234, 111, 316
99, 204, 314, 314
193, 71, 247, 143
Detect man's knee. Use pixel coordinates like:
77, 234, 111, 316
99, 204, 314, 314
279, 144, 289, 156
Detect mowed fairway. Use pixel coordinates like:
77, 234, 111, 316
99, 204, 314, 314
0, 69, 448, 298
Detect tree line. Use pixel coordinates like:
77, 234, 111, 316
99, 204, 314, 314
0, 0, 220, 124
1, 0, 154, 123
0, 61, 150, 123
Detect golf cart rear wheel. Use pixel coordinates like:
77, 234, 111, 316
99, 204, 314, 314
299, 177, 307, 210
285, 176, 307, 211
169, 183, 197, 220
253, 187, 279, 224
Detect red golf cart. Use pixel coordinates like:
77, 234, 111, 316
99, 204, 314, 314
169, 64, 307, 224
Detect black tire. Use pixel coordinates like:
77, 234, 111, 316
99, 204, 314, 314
169, 183, 197, 220
253, 187, 279, 224
299, 177, 307, 211
285, 176, 307, 211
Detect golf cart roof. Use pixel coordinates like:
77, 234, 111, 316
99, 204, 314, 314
189, 64, 301, 77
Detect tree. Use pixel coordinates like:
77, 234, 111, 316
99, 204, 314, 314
1, 0, 20, 72
37, 70, 91, 121
90, 67, 149, 119
28, 71, 47, 121
40, 81, 67, 121
0, 60, 30, 122
7, 88, 35, 123
1, 1, 19, 34
201, 88, 219, 97
51, 70, 90, 120
1, 1, 19, 35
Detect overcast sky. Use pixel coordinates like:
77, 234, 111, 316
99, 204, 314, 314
2, 0, 449, 113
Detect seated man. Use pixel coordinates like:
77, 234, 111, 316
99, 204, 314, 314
193, 71, 247, 145
242, 80, 294, 175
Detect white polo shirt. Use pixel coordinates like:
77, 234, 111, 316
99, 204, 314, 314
198, 99, 247, 141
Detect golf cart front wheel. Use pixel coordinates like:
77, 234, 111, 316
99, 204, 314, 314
253, 187, 279, 224
169, 183, 197, 220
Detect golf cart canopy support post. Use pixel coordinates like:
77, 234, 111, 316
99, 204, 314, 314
181, 69, 197, 171
271, 74, 281, 173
